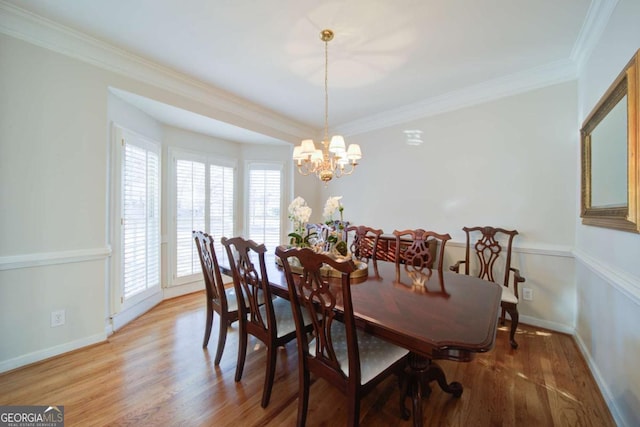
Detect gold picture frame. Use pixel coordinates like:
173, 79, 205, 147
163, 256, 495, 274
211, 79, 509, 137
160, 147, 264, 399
581, 49, 640, 233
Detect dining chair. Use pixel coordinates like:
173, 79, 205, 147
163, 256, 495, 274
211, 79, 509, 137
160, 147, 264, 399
345, 225, 383, 274
192, 231, 239, 365
276, 245, 409, 427
221, 236, 304, 408
449, 226, 525, 348
392, 229, 451, 274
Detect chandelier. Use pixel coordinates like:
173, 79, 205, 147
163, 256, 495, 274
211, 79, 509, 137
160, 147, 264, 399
292, 29, 362, 183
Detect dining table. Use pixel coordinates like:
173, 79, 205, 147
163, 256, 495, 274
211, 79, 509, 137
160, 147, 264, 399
225, 254, 502, 427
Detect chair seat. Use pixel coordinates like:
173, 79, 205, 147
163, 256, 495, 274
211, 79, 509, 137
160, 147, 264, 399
215, 287, 239, 312
258, 296, 313, 338
310, 321, 408, 385
501, 285, 518, 304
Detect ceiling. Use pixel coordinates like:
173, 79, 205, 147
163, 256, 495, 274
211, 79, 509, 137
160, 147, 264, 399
3, 0, 598, 144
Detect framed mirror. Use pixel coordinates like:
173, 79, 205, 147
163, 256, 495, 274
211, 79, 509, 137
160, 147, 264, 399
581, 50, 639, 233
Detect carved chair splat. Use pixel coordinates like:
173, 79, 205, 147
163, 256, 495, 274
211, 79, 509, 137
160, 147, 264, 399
449, 226, 525, 348
192, 231, 238, 364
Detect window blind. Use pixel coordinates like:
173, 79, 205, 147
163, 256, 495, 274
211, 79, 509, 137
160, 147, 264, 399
173, 155, 235, 280
175, 159, 206, 278
122, 140, 160, 300
248, 167, 282, 251
210, 164, 234, 263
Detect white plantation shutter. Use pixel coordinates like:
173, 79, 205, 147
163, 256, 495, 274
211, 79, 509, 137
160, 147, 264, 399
248, 165, 282, 250
175, 159, 206, 278
210, 164, 234, 263
122, 137, 160, 301
171, 150, 235, 284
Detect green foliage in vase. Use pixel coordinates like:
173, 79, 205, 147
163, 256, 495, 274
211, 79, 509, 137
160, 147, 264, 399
288, 231, 317, 248
335, 240, 348, 256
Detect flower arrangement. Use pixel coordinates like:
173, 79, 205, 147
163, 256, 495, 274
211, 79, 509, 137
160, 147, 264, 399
287, 196, 313, 247
323, 196, 344, 223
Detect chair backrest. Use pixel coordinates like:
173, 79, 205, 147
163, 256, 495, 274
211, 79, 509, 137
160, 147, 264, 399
193, 230, 228, 308
345, 225, 383, 263
221, 236, 274, 332
392, 229, 451, 272
461, 226, 518, 286
275, 246, 359, 384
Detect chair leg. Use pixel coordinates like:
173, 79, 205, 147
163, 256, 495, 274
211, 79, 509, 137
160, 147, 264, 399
297, 368, 310, 427
203, 304, 214, 348
235, 321, 248, 381
347, 394, 360, 427
261, 344, 278, 408
213, 314, 228, 365
505, 304, 519, 349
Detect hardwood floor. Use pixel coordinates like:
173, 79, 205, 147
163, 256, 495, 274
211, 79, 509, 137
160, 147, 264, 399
0, 292, 615, 426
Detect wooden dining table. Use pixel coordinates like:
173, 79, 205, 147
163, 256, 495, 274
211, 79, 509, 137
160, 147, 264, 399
227, 255, 502, 427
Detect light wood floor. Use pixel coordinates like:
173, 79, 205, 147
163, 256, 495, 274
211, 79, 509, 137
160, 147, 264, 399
0, 292, 615, 426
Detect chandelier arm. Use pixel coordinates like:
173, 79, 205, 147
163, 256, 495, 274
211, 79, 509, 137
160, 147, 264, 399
296, 165, 313, 176
336, 163, 358, 178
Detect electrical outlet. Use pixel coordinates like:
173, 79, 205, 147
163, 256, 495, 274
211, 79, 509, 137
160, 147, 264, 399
522, 287, 533, 301
51, 309, 65, 327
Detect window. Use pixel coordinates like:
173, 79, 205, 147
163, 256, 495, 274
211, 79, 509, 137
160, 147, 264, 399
247, 163, 283, 250
209, 164, 235, 256
117, 127, 161, 304
175, 159, 205, 278
171, 150, 235, 284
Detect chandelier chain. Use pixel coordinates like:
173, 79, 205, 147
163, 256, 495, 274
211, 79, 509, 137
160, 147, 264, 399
324, 36, 329, 145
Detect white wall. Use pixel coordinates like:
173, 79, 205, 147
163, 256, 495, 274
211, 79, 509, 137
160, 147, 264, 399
0, 34, 112, 370
320, 82, 578, 331
574, 0, 640, 425
0, 32, 298, 372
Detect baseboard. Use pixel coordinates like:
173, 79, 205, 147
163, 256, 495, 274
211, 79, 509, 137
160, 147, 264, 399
519, 314, 575, 335
163, 281, 204, 299
111, 291, 162, 331
163, 274, 233, 300
0, 332, 107, 374
574, 332, 626, 427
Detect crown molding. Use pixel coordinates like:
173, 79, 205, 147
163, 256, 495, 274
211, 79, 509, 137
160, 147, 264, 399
335, 58, 578, 136
335, 0, 620, 137
570, 0, 619, 71
1, 0, 617, 141
0, 1, 313, 143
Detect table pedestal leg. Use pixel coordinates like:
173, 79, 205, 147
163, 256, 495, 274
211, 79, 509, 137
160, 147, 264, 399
401, 352, 463, 427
